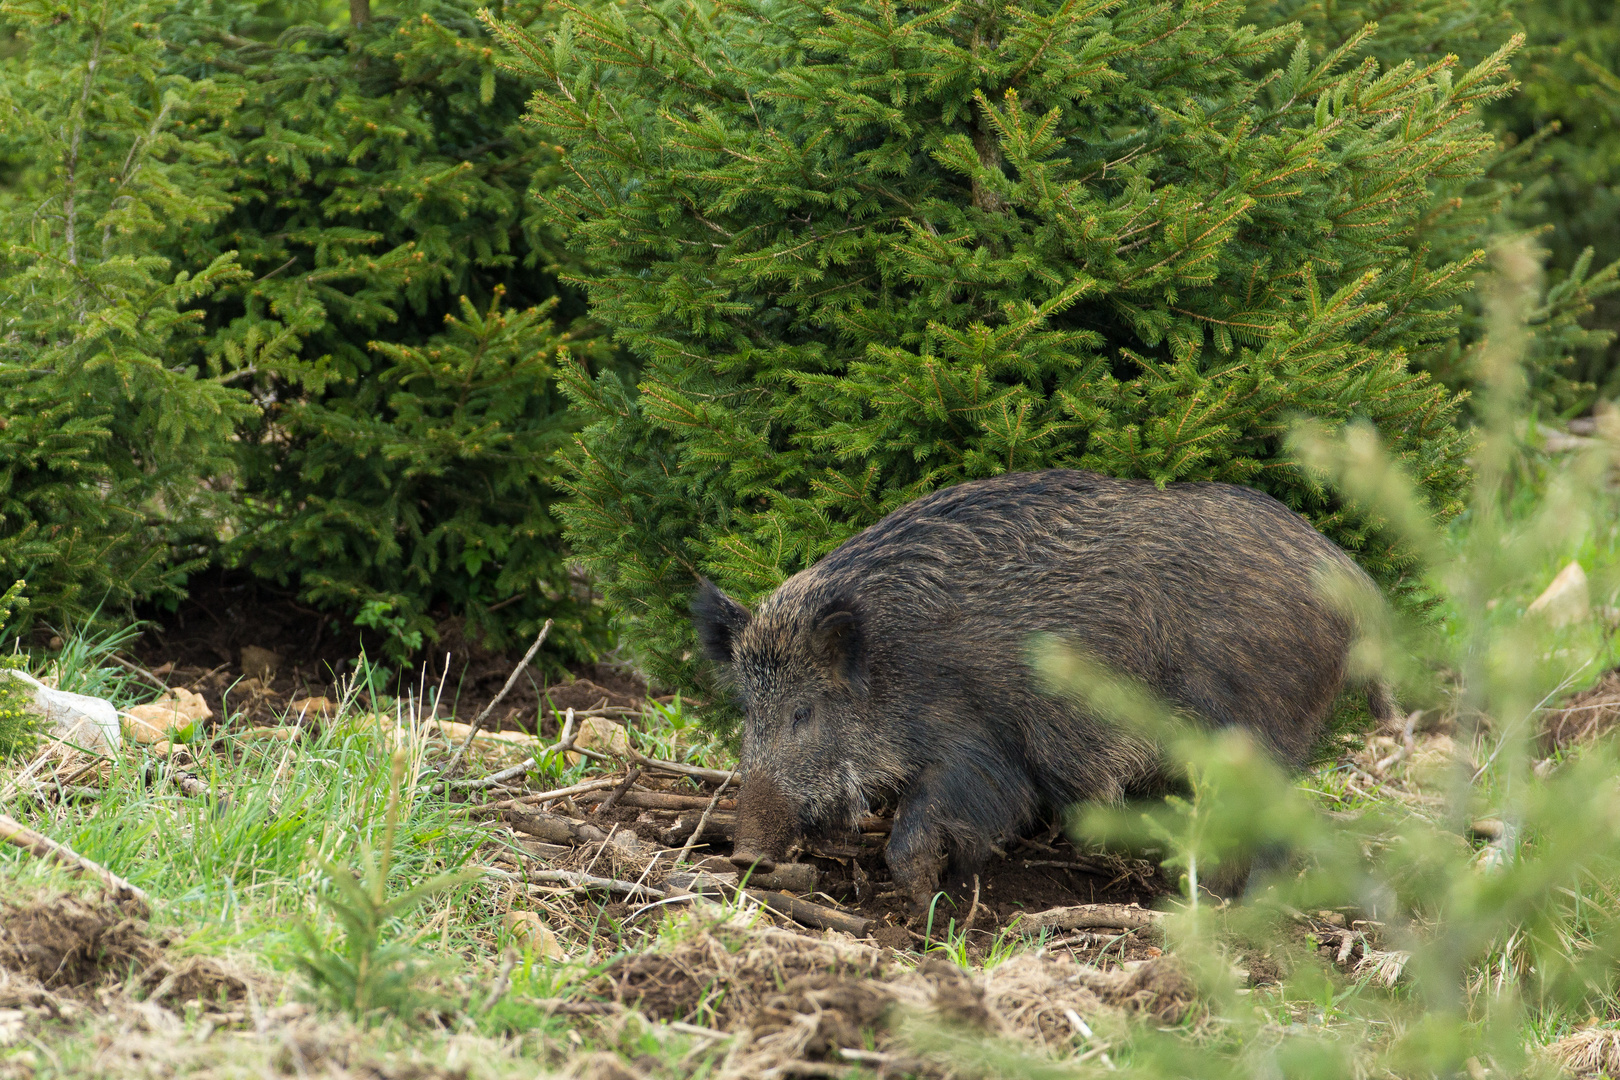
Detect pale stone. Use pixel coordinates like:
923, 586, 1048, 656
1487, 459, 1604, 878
4, 669, 119, 752
503, 910, 564, 959
286, 696, 336, 720
124, 688, 213, 743
431, 719, 536, 746
563, 715, 630, 766
1526, 561, 1590, 627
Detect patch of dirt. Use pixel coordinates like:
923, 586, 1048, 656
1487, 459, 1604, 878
1542, 666, 1620, 751
598, 923, 886, 1026
797, 830, 1169, 944
0, 890, 255, 1014
602, 919, 1197, 1079
120, 568, 653, 731
0, 892, 153, 990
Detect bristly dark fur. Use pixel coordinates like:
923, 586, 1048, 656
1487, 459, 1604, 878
693, 469, 1395, 907
691, 577, 751, 664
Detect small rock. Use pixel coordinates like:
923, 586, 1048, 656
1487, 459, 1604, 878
1527, 561, 1590, 627
503, 910, 564, 959
286, 696, 336, 720
564, 716, 630, 766
124, 688, 213, 744
4, 669, 119, 752
240, 646, 283, 682
433, 719, 534, 745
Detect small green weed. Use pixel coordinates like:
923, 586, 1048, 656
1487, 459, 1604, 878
291, 747, 482, 1022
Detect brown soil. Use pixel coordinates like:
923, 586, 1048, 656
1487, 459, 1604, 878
0, 890, 253, 1008
1542, 666, 1620, 751
589, 921, 1197, 1079
124, 568, 651, 731
783, 828, 1170, 950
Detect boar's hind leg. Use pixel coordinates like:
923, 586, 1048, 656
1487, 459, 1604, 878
886, 764, 1030, 913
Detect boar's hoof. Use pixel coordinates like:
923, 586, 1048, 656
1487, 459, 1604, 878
729, 773, 799, 876
729, 851, 778, 875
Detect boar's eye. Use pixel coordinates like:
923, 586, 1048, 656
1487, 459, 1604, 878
791, 705, 810, 732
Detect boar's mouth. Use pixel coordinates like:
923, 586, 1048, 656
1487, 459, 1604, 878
728, 773, 801, 875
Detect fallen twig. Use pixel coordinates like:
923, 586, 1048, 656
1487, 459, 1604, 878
108, 654, 172, 692
450, 755, 537, 791
580, 788, 739, 812
502, 809, 608, 845
676, 769, 736, 866
439, 619, 551, 782
1010, 902, 1164, 933
596, 767, 642, 814
486, 865, 666, 900
743, 889, 871, 936
629, 751, 734, 786
478, 951, 517, 1015
0, 813, 152, 912
450, 775, 623, 816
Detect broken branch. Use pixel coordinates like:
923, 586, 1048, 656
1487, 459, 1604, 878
1010, 903, 1164, 933
0, 813, 152, 912
439, 618, 551, 781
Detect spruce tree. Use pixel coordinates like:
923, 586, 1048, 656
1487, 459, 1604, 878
158, 0, 611, 663
1488, 0, 1620, 397
1247, 0, 1620, 410
494, 0, 1504, 706
0, 0, 254, 630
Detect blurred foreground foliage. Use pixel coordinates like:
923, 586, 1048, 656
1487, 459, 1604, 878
974, 241, 1620, 1077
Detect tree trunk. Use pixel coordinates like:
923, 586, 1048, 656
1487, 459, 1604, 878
349, 0, 369, 26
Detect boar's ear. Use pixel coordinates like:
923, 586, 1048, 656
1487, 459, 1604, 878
811, 598, 867, 696
692, 577, 752, 663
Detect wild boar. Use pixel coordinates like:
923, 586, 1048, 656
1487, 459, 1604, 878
692, 469, 1394, 908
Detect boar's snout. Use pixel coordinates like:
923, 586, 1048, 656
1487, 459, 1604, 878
729, 773, 800, 874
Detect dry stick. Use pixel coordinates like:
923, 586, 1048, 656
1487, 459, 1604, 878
962, 874, 981, 932
485, 865, 666, 900
108, 653, 171, 692
743, 889, 871, 936
450, 776, 623, 816
596, 767, 642, 814
478, 951, 518, 1015
629, 752, 734, 786
0, 813, 152, 912
439, 619, 552, 782
1010, 903, 1164, 933
454, 756, 539, 791
675, 770, 736, 866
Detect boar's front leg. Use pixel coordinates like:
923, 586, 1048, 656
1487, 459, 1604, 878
885, 763, 1030, 913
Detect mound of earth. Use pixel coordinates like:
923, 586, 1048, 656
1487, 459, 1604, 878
585, 919, 1197, 1079
0, 890, 254, 1013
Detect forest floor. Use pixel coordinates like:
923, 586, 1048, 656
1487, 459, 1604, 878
4, 581, 1620, 1078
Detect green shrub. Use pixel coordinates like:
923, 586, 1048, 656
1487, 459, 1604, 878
493, 0, 1509, 707
0, 580, 35, 758
0, 0, 256, 629
157, 0, 615, 664
1488, 0, 1620, 400
1247, 0, 1620, 413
